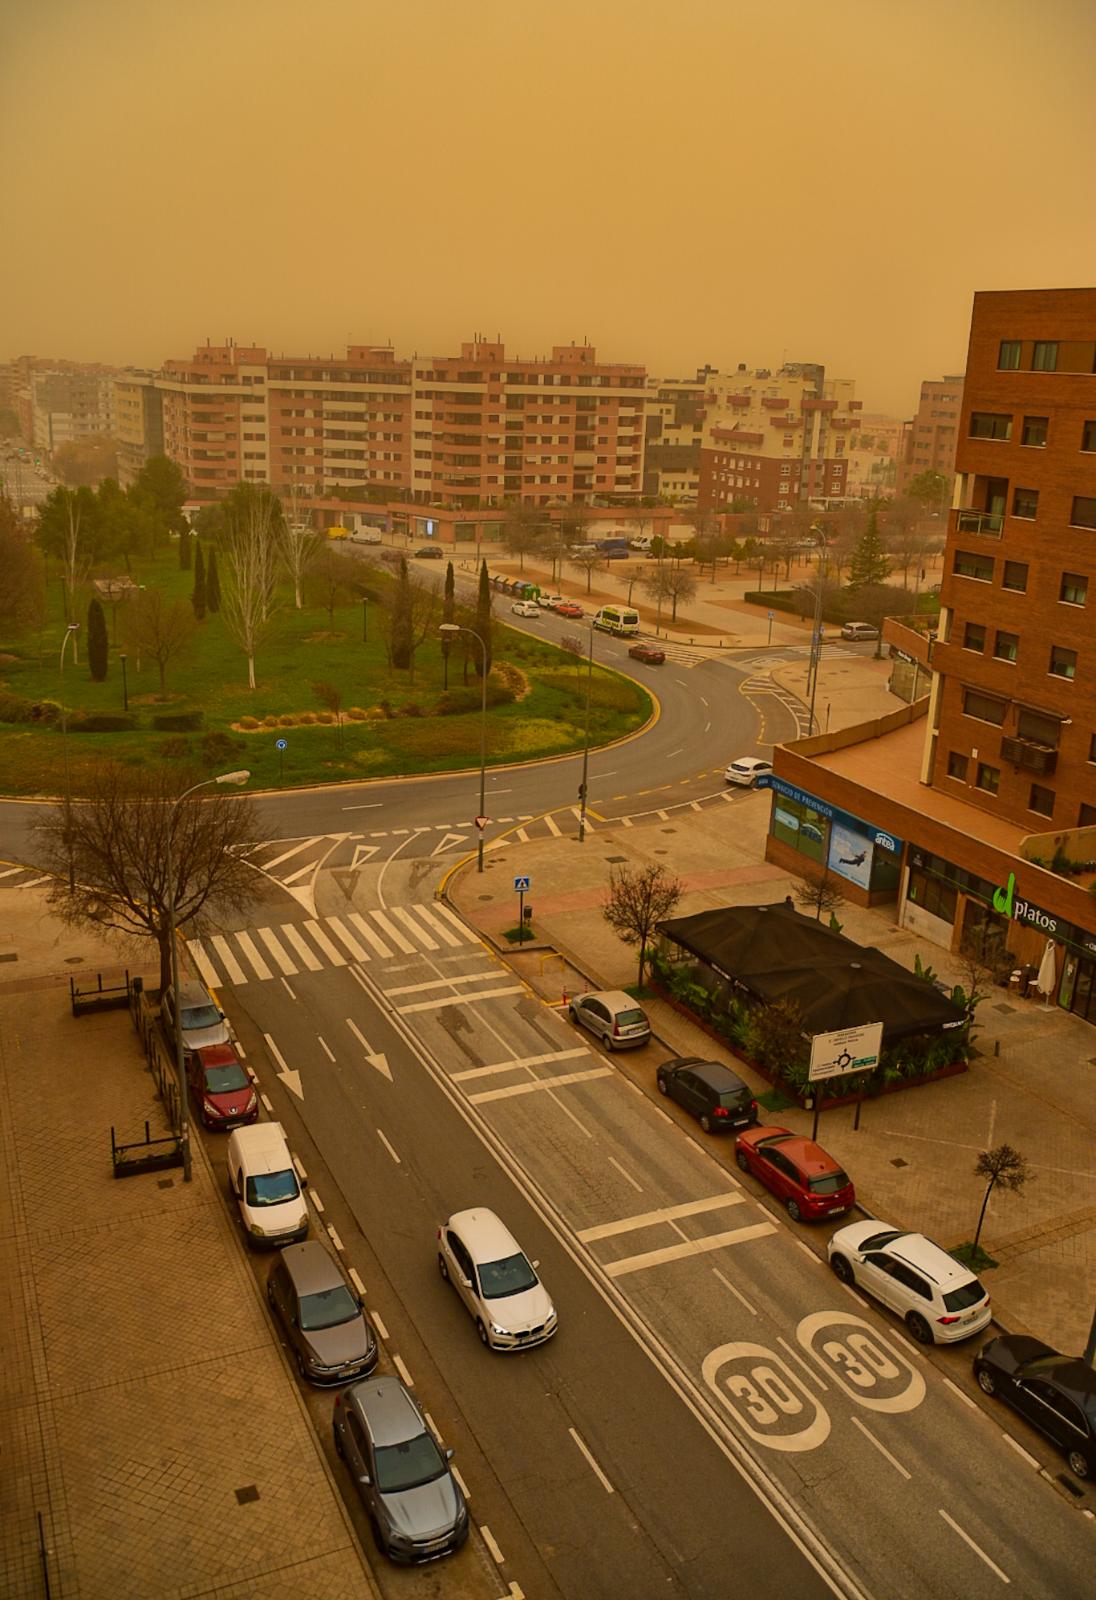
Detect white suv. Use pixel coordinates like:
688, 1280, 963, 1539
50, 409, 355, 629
437, 1208, 557, 1350
828, 1221, 991, 1344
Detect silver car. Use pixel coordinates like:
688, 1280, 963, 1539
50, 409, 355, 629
267, 1241, 377, 1385
333, 1377, 468, 1563
437, 1208, 557, 1350
162, 980, 231, 1052
569, 989, 651, 1050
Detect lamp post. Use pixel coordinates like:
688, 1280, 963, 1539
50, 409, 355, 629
805, 523, 827, 735
119, 652, 128, 712
166, 769, 250, 1182
577, 619, 594, 842
439, 624, 487, 871
59, 621, 80, 891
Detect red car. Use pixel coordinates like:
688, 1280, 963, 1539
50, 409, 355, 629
628, 642, 665, 665
555, 602, 584, 618
735, 1126, 855, 1222
187, 1043, 258, 1130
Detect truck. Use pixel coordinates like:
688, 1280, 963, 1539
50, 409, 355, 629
593, 535, 629, 560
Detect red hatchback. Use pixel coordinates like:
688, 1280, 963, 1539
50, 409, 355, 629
628, 642, 665, 665
555, 602, 584, 618
188, 1043, 258, 1130
735, 1126, 855, 1222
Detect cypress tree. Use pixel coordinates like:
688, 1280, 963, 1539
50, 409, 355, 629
191, 542, 207, 620
178, 530, 193, 570
87, 596, 109, 682
391, 558, 413, 669
474, 559, 493, 676
205, 546, 221, 613
848, 511, 891, 590
441, 560, 455, 689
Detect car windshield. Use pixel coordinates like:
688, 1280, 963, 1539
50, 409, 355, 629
299, 1283, 359, 1331
809, 1172, 849, 1195
477, 1250, 538, 1300
204, 1062, 249, 1093
245, 1170, 300, 1207
616, 1009, 647, 1028
943, 1278, 987, 1312
374, 1432, 447, 1494
181, 1003, 221, 1030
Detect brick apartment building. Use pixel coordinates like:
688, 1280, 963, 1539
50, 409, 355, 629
113, 374, 164, 487
642, 371, 713, 502
897, 375, 964, 494
764, 288, 1096, 1028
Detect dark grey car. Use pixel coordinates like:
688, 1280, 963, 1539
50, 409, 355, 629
656, 1056, 759, 1134
268, 1241, 377, 1386
333, 1377, 468, 1562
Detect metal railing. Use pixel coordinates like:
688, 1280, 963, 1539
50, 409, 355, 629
955, 508, 1004, 537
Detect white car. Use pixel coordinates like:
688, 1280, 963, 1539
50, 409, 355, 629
724, 757, 773, 787
827, 1221, 992, 1344
437, 1208, 557, 1350
537, 593, 564, 610
511, 600, 540, 617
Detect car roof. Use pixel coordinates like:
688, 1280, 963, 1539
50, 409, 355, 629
759, 1133, 843, 1176
578, 989, 645, 1013
280, 1240, 346, 1296
196, 1043, 241, 1067
666, 1056, 747, 1090
347, 1376, 424, 1446
729, 757, 769, 769
177, 980, 215, 1007
885, 1232, 978, 1287
447, 1207, 523, 1264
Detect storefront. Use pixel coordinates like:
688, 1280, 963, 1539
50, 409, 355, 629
764, 776, 903, 902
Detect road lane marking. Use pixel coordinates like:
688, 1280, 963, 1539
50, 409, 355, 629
544, 814, 562, 837
392, 904, 439, 949
348, 1267, 366, 1296
943, 1376, 977, 1410
281, 977, 296, 1000
318, 1036, 335, 1062
452, 1047, 589, 1081
851, 1416, 910, 1479
260, 1093, 273, 1112
257, 926, 298, 974
711, 1267, 757, 1316
371, 1311, 389, 1341
262, 837, 321, 869
346, 1018, 375, 1053
342, 802, 383, 810
399, 985, 524, 1015
327, 1226, 344, 1251
431, 902, 481, 942
371, 908, 416, 954
794, 1238, 822, 1264
1001, 1432, 1040, 1469
451, 1465, 470, 1500
578, 1192, 746, 1242
568, 1427, 614, 1494
409, 903, 462, 946
209, 935, 247, 985
281, 862, 316, 885
480, 1526, 505, 1564
938, 1510, 1010, 1583
235, 931, 274, 981
469, 1066, 612, 1104
377, 1128, 401, 1164
347, 912, 393, 958
303, 920, 347, 965
326, 916, 369, 962
603, 1222, 775, 1278
393, 1353, 413, 1385
188, 941, 220, 989
607, 1155, 643, 1193
310, 1189, 325, 1214
280, 923, 323, 971
386, 970, 505, 996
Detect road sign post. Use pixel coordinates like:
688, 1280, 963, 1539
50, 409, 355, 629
276, 737, 287, 781
767, 609, 775, 645
807, 1022, 883, 1140
514, 874, 530, 934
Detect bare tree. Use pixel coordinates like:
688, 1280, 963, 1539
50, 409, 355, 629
277, 504, 320, 609
33, 762, 267, 992
603, 862, 683, 985
501, 503, 543, 571
123, 587, 197, 693
313, 680, 344, 750
407, 571, 442, 680
972, 1144, 1032, 1252
641, 558, 696, 623
221, 491, 280, 689
569, 547, 604, 594
306, 547, 362, 625
792, 871, 845, 923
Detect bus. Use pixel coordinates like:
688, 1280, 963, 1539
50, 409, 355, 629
592, 605, 640, 636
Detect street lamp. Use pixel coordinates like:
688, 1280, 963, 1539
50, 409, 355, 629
166, 769, 250, 1182
439, 624, 488, 871
805, 524, 827, 735
119, 652, 128, 712
59, 621, 80, 891
577, 619, 595, 843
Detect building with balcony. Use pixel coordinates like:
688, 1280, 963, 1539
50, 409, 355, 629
642, 370, 713, 502
30, 368, 117, 450
897, 374, 964, 495
113, 374, 164, 486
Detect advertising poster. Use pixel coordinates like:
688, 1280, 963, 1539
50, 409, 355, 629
828, 821, 873, 890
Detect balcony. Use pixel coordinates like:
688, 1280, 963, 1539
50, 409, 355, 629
955, 509, 1004, 538
1000, 735, 1057, 775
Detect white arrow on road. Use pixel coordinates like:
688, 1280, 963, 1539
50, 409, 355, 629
431, 831, 470, 856
346, 1017, 392, 1080
263, 1031, 303, 1100
351, 843, 380, 869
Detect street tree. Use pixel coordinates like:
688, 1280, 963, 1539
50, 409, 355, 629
86, 597, 109, 681
278, 517, 321, 609
568, 546, 604, 594
474, 559, 494, 675
642, 558, 696, 623
123, 587, 197, 693
205, 546, 221, 613
306, 547, 362, 625
129, 456, 189, 541
0, 494, 45, 635
33, 761, 266, 993
972, 1144, 1033, 1253
313, 680, 345, 751
388, 557, 413, 669
501, 503, 542, 571
907, 469, 951, 517
602, 862, 683, 986
220, 486, 280, 688
191, 542, 207, 620
406, 571, 442, 681
847, 511, 891, 590
52, 435, 118, 487
792, 871, 845, 923
178, 528, 193, 570
441, 560, 455, 689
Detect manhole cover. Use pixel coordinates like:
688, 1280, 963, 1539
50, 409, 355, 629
661, 828, 677, 834
234, 1485, 260, 1505
478, 895, 493, 902
890, 1157, 909, 1169
157, 1178, 174, 1190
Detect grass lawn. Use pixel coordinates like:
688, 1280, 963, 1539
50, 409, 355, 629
0, 549, 653, 795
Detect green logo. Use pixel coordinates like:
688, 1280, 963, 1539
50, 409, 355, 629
992, 871, 1015, 917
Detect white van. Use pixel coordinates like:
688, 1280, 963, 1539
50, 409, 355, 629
227, 1122, 308, 1249
593, 605, 640, 636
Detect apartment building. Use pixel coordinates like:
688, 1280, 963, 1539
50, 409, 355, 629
113, 374, 164, 486
642, 370, 713, 502
160, 342, 270, 496
697, 362, 861, 514
897, 375, 964, 493
30, 368, 117, 450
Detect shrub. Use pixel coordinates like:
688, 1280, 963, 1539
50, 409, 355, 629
485, 682, 515, 707
397, 702, 424, 717
379, 699, 393, 719
158, 736, 192, 760
238, 715, 260, 730
0, 692, 40, 724
346, 705, 368, 721
199, 731, 244, 767
151, 711, 203, 732
278, 714, 295, 727
263, 714, 280, 728
435, 687, 481, 715
298, 711, 317, 724
315, 710, 336, 724
67, 713, 139, 733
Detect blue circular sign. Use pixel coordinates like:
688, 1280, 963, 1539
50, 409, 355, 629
275, 738, 288, 751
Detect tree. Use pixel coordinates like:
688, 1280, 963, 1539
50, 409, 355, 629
474, 559, 494, 675
130, 456, 188, 539
792, 872, 845, 923
123, 587, 197, 693
178, 528, 193, 570
306, 547, 362, 625
602, 862, 683, 985
313, 680, 344, 751
191, 542, 207, 620
193, 503, 226, 544
501, 503, 542, 571
37, 486, 98, 650
205, 546, 221, 613
51, 435, 117, 487
388, 557, 413, 669
86, 597, 109, 682
278, 515, 320, 609
847, 511, 891, 590
0, 494, 45, 635
220, 486, 280, 688
972, 1144, 1032, 1253
568, 547, 604, 594
641, 557, 697, 622
406, 571, 442, 681
441, 560, 455, 689
907, 469, 951, 517
32, 761, 266, 993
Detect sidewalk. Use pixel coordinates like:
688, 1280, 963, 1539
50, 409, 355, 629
0, 896, 375, 1599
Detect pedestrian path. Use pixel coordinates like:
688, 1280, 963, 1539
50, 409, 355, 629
188, 902, 481, 985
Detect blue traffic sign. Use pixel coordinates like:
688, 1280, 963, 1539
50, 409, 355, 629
514, 875, 531, 892
275, 738, 288, 750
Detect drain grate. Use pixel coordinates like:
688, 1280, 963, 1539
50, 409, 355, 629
157, 1178, 174, 1190
234, 1485, 260, 1505
605, 855, 627, 863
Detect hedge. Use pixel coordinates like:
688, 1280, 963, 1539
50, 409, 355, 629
151, 712, 204, 732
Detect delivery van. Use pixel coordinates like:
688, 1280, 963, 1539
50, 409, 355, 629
593, 605, 640, 636
227, 1122, 309, 1249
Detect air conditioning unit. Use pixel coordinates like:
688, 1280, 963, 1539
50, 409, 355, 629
1001, 736, 1056, 774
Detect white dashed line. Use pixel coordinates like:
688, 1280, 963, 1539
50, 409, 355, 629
393, 1353, 413, 1386
1001, 1432, 1040, 1469
711, 1266, 757, 1316
280, 977, 296, 999
348, 1267, 366, 1297
938, 1509, 1010, 1583
326, 1225, 344, 1251
568, 1427, 614, 1493
309, 1190, 325, 1214
794, 1238, 822, 1264
317, 1036, 335, 1062
607, 1155, 643, 1193
377, 1128, 401, 1164
777, 1335, 827, 1391
479, 1525, 505, 1564
260, 1093, 273, 1113
852, 1415, 910, 1479
371, 1311, 389, 1341
451, 1464, 470, 1499
944, 1376, 977, 1410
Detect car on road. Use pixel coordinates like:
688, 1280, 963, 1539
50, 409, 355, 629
350, 528, 383, 545
333, 1376, 469, 1563
511, 599, 540, 617
569, 989, 651, 1050
414, 544, 445, 559
437, 1208, 557, 1350
724, 757, 773, 787
268, 1240, 378, 1385
187, 1042, 257, 1130
556, 601, 584, 618
656, 1057, 759, 1134
840, 621, 880, 641
162, 980, 231, 1053
628, 641, 665, 665
734, 1127, 855, 1221
828, 1222, 991, 1344
537, 592, 564, 610
973, 1335, 1096, 1479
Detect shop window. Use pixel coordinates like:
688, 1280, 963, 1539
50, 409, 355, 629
1020, 416, 1048, 447
906, 864, 958, 922
963, 688, 1007, 725
993, 630, 1019, 662
1029, 783, 1055, 818
947, 751, 969, 781
975, 763, 1000, 794
1002, 560, 1028, 592
1060, 571, 1088, 606
963, 622, 985, 652
1049, 645, 1077, 680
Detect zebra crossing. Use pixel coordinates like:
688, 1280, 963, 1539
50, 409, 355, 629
188, 902, 481, 987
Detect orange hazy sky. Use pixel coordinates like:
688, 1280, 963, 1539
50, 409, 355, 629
3, 0, 1094, 413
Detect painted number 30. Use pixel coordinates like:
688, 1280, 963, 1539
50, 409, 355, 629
725, 1366, 804, 1426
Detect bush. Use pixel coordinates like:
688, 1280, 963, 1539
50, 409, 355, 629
315, 710, 335, 724
151, 711, 203, 732
346, 705, 368, 721
238, 715, 260, 730
0, 692, 53, 724
485, 682, 516, 708
157, 736, 192, 760
67, 714, 139, 733
199, 731, 245, 767
298, 711, 317, 724
397, 702, 424, 717
278, 714, 295, 727
263, 714, 280, 728
435, 687, 481, 715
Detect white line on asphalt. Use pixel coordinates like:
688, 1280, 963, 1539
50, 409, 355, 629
892, 1332, 927, 1362
424, 1411, 440, 1441
469, 1066, 612, 1104
346, 913, 393, 959
656, 808, 669, 821
281, 977, 296, 1000
568, 1427, 615, 1494
260, 1093, 273, 1112
372, 1311, 389, 1341
210, 934, 247, 984
264, 1033, 290, 1072
235, 930, 274, 981
303, 920, 347, 966
711, 1267, 757, 1317
515, 827, 529, 842
704, 720, 711, 732
347, 965, 370, 996
938, 1509, 1010, 1583
281, 862, 315, 885
342, 802, 383, 810
310, 1189, 325, 1214
292, 1156, 308, 1184
409, 903, 462, 947
838, 1280, 871, 1310
604, 1223, 775, 1278
387, 969, 506, 997
852, 1416, 910, 1480
578, 1192, 746, 1242
371, 908, 417, 954
794, 1238, 822, 1264
400, 985, 525, 1015
544, 813, 562, 837
479, 1526, 505, 1564
326, 916, 369, 963
700, 697, 709, 707
262, 837, 320, 870
431, 901, 482, 942
189, 940, 221, 989
1001, 1432, 1040, 1469
778, 1335, 827, 1391
326, 1225, 344, 1251
280, 923, 323, 971
452, 1047, 589, 1082
346, 1017, 375, 1054
451, 1464, 470, 1500
607, 1155, 644, 1193
943, 1376, 977, 1410
377, 1128, 401, 1164
318, 1036, 335, 1062
393, 1353, 413, 1386
393, 904, 439, 949
348, 1267, 366, 1297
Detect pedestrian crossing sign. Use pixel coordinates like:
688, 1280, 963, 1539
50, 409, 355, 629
514, 875, 531, 892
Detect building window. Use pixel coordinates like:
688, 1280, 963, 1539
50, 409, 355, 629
1002, 559, 1028, 592
1032, 341, 1058, 372
975, 763, 1000, 795
1070, 495, 1096, 529
998, 340, 1022, 370
954, 549, 994, 581
1049, 645, 1077, 680
963, 688, 1007, 725
1082, 420, 1096, 453
947, 751, 969, 781
1028, 784, 1055, 818
993, 630, 1019, 662
969, 412, 1012, 440
1060, 571, 1088, 606
1021, 415, 1048, 447
1017, 709, 1061, 747
1090, 733, 1096, 764
1012, 486, 1039, 520
1080, 801, 1096, 827
963, 622, 986, 652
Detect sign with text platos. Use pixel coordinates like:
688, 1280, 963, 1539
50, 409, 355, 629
808, 1021, 883, 1083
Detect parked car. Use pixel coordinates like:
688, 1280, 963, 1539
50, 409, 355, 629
556, 602, 584, 618
840, 621, 880, 641
724, 757, 773, 788
162, 980, 231, 1053
227, 1122, 309, 1249
511, 600, 540, 617
350, 527, 383, 545
267, 1240, 378, 1385
414, 544, 445, 559
628, 642, 665, 665
569, 989, 651, 1050
537, 592, 564, 610
333, 1377, 469, 1563
188, 1043, 257, 1130
437, 1208, 557, 1350
326, 525, 350, 540
827, 1222, 991, 1344
656, 1057, 759, 1134
735, 1127, 855, 1221
973, 1335, 1096, 1479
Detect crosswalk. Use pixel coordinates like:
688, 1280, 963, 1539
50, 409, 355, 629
188, 902, 480, 987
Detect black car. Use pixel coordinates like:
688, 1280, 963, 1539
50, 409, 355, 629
414, 544, 444, 559
974, 1335, 1096, 1479
655, 1056, 758, 1134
